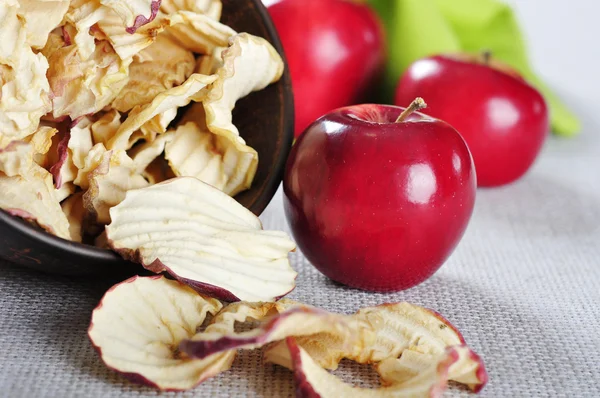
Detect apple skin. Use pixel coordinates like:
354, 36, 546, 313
395, 55, 549, 187
267, 0, 385, 138
283, 104, 476, 292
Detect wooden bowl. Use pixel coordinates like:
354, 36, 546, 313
0, 0, 294, 276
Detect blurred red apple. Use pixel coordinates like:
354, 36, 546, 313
283, 100, 476, 292
395, 54, 549, 187
267, 0, 385, 137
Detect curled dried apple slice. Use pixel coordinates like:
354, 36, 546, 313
0, 6, 51, 140
200, 300, 293, 335
45, 39, 129, 119
280, 337, 472, 398
376, 346, 488, 393
16, 0, 70, 49
99, 0, 160, 33
88, 275, 235, 391
0, 142, 70, 239
267, 302, 487, 392
107, 73, 216, 150
203, 33, 283, 142
352, 303, 467, 363
83, 149, 148, 225
181, 304, 369, 361
105, 177, 297, 302
112, 33, 195, 113
164, 116, 257, 196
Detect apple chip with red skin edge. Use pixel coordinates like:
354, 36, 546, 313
0, 142, 70, 240
199, 299, 297, 335
99, 0, 161, 34
376, 346, 488, 394
88, 275, 236, 391
266, 302, 488, 393
106, 177, 297, 302
64, 0, 160, 61
180, 304, 373, 361
44, 39, 130, 120
97, 9, 234, 62
279, 337, 473, 398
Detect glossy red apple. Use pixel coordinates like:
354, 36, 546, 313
395, 54, 549, 187
283, 99, 476, 292
267, 0, 385, 137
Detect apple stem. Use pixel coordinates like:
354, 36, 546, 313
395, 97, 427, 123
482, 50, 492, 65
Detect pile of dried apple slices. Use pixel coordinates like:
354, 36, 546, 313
89, 179, 487, 396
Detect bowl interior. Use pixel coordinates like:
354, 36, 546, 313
0, 0, 293, 275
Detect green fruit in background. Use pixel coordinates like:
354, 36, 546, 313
367, 0, 580, 136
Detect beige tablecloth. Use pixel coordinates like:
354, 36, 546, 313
1, 132, 599, 397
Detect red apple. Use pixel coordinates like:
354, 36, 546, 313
283, 99, 476, 292
267, 0, 385, 137
395, 54, 549, 187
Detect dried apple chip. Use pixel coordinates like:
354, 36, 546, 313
278, 337, 472, 398
112, 33, 195, 113
99, 0, 160, 33
203, 33, 283, 145
267, 302, 488, 393
106, 177, 297, 302
181, 305, 371, 361
0, 142, 70, 239
352, 303, 467, 363
376, 346, 488, 393
88, 275, 235, 391
83, 149, 149, 224
64, 0, 114, 61
45, 40, 130, 119
0, 0, 25, 67
164, 117, 257, 196
98, 9, 234, 62
0, 10, 52, 140
16, 0, 70, 49
107, 73, 216, 150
